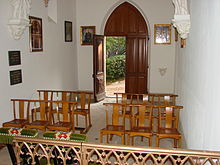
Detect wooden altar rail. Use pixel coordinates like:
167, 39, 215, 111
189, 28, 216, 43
13, 136, 220, 165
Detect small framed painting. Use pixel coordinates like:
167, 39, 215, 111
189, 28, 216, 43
10, 69, 22, 85
65, 21, 72, 42
154, 24, 171, 44
80, 26, 96, 45
8, 51, 21, 66
29, 16, 43, 52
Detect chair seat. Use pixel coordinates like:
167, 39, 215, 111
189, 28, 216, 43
75, 109, 89, 114
48, 122, 72, 128
128, 127, 152, 133
101, 125, 125, 132
3, 119, 28, 128
27, 120, 49, 126
158, 128, 180, 135
47, 122, 73, 131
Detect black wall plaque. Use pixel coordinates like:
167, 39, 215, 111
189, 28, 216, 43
8, 51, 21, 66
10, 69, 22, 85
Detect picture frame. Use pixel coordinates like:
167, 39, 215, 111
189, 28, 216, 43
154, 24, 171, 44
29, 16, 43, 52
65, 21, 72, 42
80, 26, 96, 45
8, 51, 21, 66
10, 69, 22, 85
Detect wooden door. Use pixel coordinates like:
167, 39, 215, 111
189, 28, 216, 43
93, 35, 105, 102
104, 2, 149, 94
126, 35, 148, 93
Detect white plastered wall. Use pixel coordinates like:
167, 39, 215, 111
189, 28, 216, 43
175, 0, 220, 150
0, 0, 78, 126
75, 0, 176, 93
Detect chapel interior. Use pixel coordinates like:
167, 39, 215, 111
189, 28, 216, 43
1, 0, 220, 164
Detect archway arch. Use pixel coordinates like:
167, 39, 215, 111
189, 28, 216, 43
104, 2, 149, 93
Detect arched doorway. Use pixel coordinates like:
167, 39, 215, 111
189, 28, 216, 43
104, 2, 149, 94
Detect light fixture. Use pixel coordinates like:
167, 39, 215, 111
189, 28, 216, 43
44, 0, 49, 7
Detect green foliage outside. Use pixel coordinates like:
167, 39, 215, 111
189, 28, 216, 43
106, 36, 126, 57
106, 36, 126, 83
106, 55, 125, 82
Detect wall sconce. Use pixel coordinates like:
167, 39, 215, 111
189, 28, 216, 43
158, 67, 167, 76
44, 0, 49, 7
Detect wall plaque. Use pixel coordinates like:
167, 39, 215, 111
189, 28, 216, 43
8, 51, 21, 66
10, 69, 22, 85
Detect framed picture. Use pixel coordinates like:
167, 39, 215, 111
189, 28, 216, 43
65, 21, 72, 42
10, 69, 22, 85
29, 16, 43, 52
80, 26, 96, 45
154, 24, 171, 44
8, 51, 21, 66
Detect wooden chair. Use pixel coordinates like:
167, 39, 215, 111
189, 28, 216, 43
73, 91, 93, 133
26, 100, 50, 131
3, 99, 29, 128
31, 90, 54, 122
115, 93, 149, 123
100, 103, 126, 144
156, 105, 183, 148
126, 104, 153, 146
47, 101, 77, 132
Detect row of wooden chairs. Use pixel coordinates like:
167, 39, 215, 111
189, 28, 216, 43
100, 103, 183, 148
3, 99, 77, 132
114, 92, 178, 105
2, 90, 93, 133
32, 90, 93, 132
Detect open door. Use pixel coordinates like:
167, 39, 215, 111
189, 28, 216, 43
93, 35, 105, 102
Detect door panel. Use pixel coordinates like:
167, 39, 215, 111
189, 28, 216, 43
126, 36, 148, 93
93, 35, 105, 102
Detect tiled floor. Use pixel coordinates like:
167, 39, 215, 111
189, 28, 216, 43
0, 97, 181, 164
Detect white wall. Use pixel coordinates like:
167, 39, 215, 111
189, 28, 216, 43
75, 0, 176, 93
0, 0, 77, 126
175, 0, 220, 150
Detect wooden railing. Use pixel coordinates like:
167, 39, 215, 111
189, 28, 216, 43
13, 136, 220, 165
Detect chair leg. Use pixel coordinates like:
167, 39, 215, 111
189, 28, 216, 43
110, 134, 113, 141
174, 139, 177, 148
122, 134, 125, 145
127, 135, 130, 145
149, 137, 152, 147
85, 115, 88, 131
76, 114, 79, 126
132, 136, 134, 145
156, 136, 160, 147
107, 134, 109, 143
88, 113, 92, 127
100, 132, 103, 143
178, 137, 182, 148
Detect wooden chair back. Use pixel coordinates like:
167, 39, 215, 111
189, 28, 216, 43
31, 100, 50, 122
115, 93, 149, 104
11, 99, 30, 120
157, 105, 183, 130
131, 105, 153, 128
103, 103, 126, 127
149, 93, 178, 105
50, 101, 76, 123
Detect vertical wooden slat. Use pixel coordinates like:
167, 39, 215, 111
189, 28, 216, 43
112, 104, 119, 125
165, 107, 173, 128
62, 103, 69, 122
19, 101, 25, 119
138, 105, 145, 127
40, 102, 46, 120
13, 100, 16, 119
62, 92, 67, 101
81, 93, 86, 109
